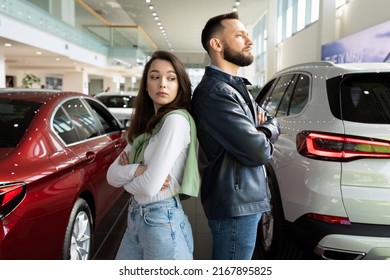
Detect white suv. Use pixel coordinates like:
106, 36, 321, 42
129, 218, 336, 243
254, 62, 390, 260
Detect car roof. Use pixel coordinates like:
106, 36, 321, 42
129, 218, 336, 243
95, 91, 138, 97
0, 89, 86, 102
274, 61, 390, 79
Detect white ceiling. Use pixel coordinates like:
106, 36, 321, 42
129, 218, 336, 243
2, 0, 267, 77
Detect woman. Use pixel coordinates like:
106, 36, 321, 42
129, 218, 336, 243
106, 50, 199, 260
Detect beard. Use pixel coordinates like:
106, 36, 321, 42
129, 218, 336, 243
223, 43, 254, 67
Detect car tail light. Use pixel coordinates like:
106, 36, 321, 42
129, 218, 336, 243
0, 182, 26, 219
297, 131, 390, 161
306, 213, 351, 225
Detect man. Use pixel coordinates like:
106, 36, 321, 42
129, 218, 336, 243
191, 12, 280, 260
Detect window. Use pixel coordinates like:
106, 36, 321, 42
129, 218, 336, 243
289, 74, 310, 114
0, 99, 40, 147
85, 99, 121, 134
54, 98, 99, 143
340, 73, 390, 124
53, 107, 80, 145
277, 0, 320, 43
262, 74, 296, 116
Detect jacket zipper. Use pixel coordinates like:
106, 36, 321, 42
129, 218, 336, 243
234, 161, 239, 190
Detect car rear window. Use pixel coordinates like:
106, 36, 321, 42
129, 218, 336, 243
339, 73, 390, 124
96, 95, 135, 108
0, 99, 41, 147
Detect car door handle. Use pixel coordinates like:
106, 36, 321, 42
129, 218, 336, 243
114, 140, 121, 149
85, 151, 96, 163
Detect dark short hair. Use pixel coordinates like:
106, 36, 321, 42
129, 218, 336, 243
201, 12, 239, 53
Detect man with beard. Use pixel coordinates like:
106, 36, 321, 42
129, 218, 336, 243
191, 12, 280, 260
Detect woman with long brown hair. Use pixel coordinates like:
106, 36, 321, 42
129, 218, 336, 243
107, 50, 199, 260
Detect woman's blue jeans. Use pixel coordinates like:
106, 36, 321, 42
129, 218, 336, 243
208, 213, 261, 260
115, 196, 194, 260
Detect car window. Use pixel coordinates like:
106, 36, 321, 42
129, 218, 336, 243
261, 74, 296, 116
96, 95, 135, 108
85, 98, 122, 133
0, 99, 41, 148
53, 106, 80, 145
289, 74, 310, 115
276, 75, 300, 117
54, 98, 99, 143
340, 73, 390, 123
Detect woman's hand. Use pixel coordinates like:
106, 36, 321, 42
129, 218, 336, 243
161, 175, 171, 190
133, 161, 171, 191
118, 151, 130, 166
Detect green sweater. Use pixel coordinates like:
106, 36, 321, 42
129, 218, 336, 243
128, 109, 200, 199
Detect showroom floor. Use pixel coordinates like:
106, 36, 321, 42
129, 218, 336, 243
91, 192, 130, 260
90, 191, 213, 260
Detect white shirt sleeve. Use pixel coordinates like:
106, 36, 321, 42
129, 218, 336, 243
122, 114, 190, 196
106, 143, 140, 188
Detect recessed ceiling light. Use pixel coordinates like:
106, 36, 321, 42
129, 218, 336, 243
4, 43, 12, 47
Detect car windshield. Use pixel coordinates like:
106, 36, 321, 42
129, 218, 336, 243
96, 95, 135, 108
0, 99, 41, 148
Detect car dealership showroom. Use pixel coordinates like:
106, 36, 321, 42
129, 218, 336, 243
1, 0, 390, 272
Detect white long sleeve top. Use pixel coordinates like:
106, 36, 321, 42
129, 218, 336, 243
106, 114, 190, 204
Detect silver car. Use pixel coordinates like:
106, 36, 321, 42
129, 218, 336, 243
254, 61, 390, 260
95, 91, 137, 128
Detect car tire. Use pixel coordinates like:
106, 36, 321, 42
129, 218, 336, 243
253, 166, 302, 259
62, 198, 94, 260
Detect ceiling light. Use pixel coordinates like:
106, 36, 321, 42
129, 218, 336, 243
145, 0, 151, 3
235, 0, 240, 6
148, 5, 154, 10
4, 43, 12, 47
152, 12, 157, 16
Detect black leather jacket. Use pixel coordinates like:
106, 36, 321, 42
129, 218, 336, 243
191, 66, 275, 219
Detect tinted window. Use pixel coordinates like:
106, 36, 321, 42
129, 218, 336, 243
61, 98, 99, 141
289, 74, 310, 115
340, 73, 390, 123
85, 99, 121, 133
53, 107, 80, 144
0, 99, 41, 147
96, 95, 135, 108
261, 74, 296, 116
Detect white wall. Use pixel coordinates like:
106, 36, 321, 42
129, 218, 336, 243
277, 23, 320, 71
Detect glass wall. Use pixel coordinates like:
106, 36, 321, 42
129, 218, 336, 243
276, 0, 320, 43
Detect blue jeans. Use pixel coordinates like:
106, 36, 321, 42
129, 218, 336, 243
115, 196, 194, 260
208, 213, 261, 260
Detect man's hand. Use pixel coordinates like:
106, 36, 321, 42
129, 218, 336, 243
258, 109, 267, 125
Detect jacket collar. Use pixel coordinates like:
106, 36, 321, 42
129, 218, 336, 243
205, 65, 252, 87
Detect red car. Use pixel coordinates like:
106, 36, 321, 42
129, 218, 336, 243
0, 89, 127, 260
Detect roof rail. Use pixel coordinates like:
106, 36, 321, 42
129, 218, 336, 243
278, 61, 335, 73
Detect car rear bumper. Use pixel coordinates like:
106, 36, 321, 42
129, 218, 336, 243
287, 216, 390, 260
315, 234, 390, 260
